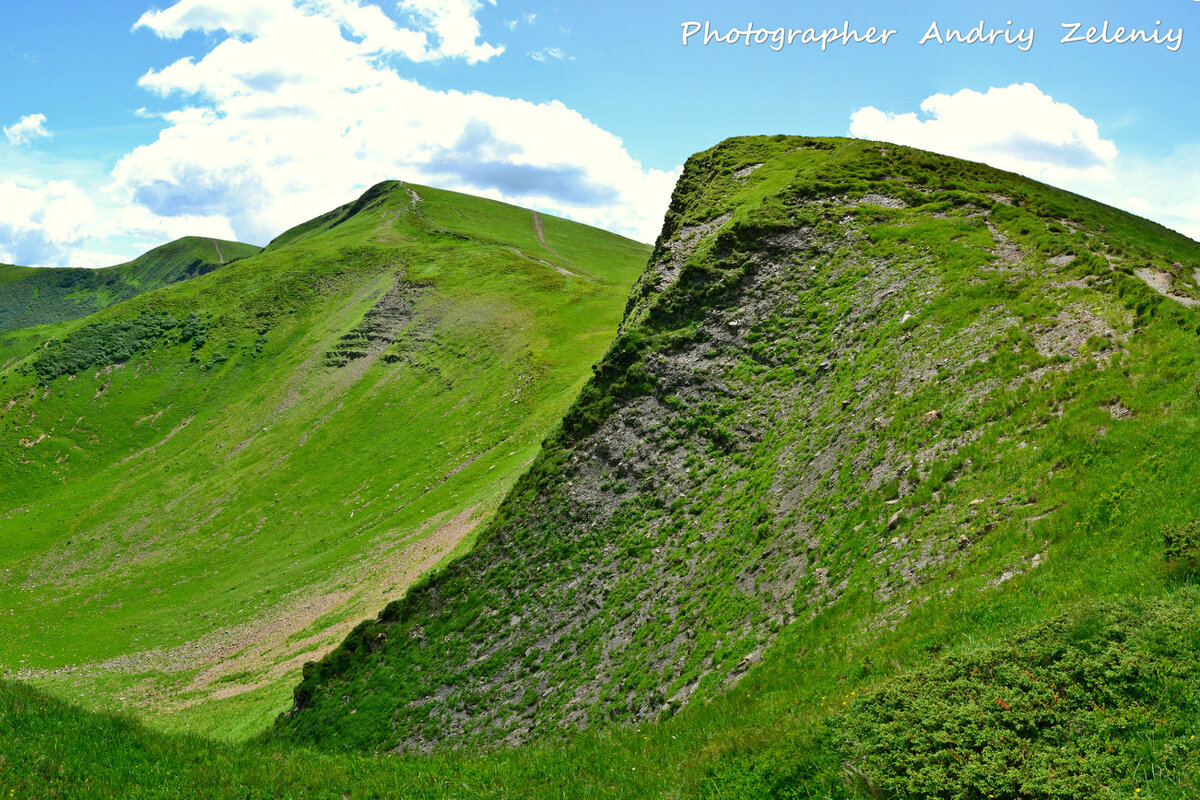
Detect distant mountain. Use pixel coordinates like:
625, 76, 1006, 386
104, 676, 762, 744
0, 236, 261, 332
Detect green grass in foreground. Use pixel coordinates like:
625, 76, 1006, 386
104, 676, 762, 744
3, 586, 1199, 799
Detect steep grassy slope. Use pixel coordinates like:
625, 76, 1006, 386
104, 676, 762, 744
0, 236, 260, 331
4, 589, 1198, 798
0, 182, 649, 739
6, 138, 1200, 800
269, 137, 1200, 796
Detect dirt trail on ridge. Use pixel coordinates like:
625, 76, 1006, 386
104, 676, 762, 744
531, 211, 599, 280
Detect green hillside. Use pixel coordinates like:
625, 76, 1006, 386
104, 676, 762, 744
0, 236, 260, 332
270, 138, 1200, 793
0, 181, 650, 740
5, 137, 1200, 800
4, 589, 1198, 798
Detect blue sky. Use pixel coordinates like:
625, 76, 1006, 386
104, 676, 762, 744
1, 0, 1198, 266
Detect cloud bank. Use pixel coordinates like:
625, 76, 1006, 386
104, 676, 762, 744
850, 83, 1199, 240
113, 0, 673, 246
1, 0, 675, 266
0, 180, 93, 266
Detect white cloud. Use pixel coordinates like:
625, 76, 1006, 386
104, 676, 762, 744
4, 114, 52, 146
850, 83, 1118, 186
132, 0, 286, 39
0, 176, 241, 267
0, 180, 94, 265
134, 0, 500, 64
61, 249, 141, 269
106, 0, 674, 245
1102, 145, 1200, 241
503, 12, 534, 31
115, 203, 239, 244
849, 83, 1200, 242
529, 46, 569, 62
397, 0, 503, 64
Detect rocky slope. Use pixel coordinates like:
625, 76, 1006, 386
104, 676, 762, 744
273, 136, 1200, 759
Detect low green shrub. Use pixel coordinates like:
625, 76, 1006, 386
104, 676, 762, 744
1164, 519, 1200, 576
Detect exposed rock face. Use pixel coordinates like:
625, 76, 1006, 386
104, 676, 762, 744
274, 136, 1197, 753
324, 280, 419, 367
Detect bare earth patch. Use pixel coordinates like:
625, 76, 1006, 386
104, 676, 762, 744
1135, 267, 1200, 307
732, 163, 763, 180
16, 506, 482, 714
986, 223, 1023, 266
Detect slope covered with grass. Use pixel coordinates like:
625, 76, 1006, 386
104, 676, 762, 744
6, 138, 1200, 800
0, 181, 650, 740
4, 588, 1198, 798
0, 236, 260, 332
267, 138, 1200, 795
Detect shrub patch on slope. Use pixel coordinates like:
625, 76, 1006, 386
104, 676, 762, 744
32, 310, 206, 382
701, 590, 1200, 799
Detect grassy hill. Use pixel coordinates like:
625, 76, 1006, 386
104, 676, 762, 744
269, 138, 1200, 793
0, 236, 260, 332
5, 137, 1200, 800
4, 589, 1198, 798
0, 181, 650, 740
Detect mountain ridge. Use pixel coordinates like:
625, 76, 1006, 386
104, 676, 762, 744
0, 236, 261, 333
271, 136, 1200, 781
4, 141, 1200, 798
0, 181, 650, 740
